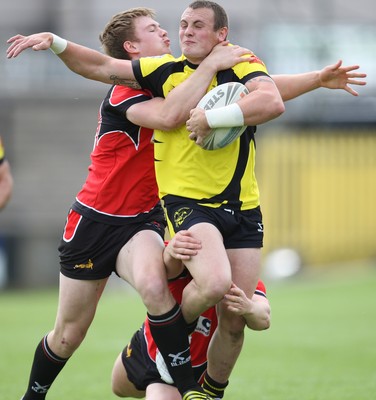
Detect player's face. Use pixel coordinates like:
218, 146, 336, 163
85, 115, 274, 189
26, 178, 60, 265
133, 16, 171, 57
179, 7, 227, 64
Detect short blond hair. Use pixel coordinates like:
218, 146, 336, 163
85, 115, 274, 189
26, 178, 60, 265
99, 7, 156, 60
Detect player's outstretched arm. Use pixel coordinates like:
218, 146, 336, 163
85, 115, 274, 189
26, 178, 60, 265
7, 33, 135, 86
223, 283, 271, 330
272, 60, 367, 101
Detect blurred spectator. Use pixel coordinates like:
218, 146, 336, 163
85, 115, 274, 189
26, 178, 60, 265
0, 136, 13, 210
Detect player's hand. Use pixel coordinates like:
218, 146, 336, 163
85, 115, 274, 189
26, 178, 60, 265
203, 41, 256, 72
165, 230, 202, 261
186, 108, 211, 146
319, 60, 367, 96
223, 283, 252, 316
6, 33, 54, 58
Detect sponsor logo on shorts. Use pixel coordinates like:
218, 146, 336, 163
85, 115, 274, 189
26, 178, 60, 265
145, 220, 164, 232
126, 343, 132, 358
74, 259, 94, 270
173, 207, 193, 228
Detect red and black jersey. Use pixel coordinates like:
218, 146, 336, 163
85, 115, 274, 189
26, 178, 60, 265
72, 85, 160, 224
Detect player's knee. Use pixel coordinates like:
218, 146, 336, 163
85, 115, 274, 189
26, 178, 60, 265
138, 276, 170, 308
50, 325, 87, 355
111, 380, 127, 398
200, 276, 232, 306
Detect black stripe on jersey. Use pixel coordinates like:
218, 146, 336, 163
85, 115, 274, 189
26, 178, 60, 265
197, 130, 255, 210
132, 59, 188, 98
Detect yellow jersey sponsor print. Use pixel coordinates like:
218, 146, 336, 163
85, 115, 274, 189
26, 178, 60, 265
174, 207, 193, 228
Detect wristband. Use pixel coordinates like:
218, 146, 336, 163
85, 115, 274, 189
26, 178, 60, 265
50, 34, 68, 55
205, 103, 244, 128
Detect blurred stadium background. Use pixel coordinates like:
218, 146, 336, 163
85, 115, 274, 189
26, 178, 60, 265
0, 0, 375, 288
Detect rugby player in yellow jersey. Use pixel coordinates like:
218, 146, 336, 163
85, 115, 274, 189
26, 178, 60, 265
7, 1, 367, 396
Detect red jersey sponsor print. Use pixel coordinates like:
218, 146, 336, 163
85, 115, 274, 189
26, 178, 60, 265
249, 53, 266, 67
75, 85, 159, 218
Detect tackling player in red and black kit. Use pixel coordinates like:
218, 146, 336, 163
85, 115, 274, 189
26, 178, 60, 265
18, 8, 250, 400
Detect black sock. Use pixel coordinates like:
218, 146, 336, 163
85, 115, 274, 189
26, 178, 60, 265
22, 334, 70, 400
202, 372, 229, 399
148, 303, 201, 395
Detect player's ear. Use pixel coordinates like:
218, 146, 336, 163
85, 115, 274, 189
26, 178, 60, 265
218, 27, 228, 41
123, 41, 138, 55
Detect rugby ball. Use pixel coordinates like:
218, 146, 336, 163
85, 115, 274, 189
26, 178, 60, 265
197, 82, 249, 150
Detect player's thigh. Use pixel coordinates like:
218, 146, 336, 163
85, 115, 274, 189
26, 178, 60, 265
112, 353, 145, 398
55, 273, 108, 330
116, 229, 165, 288
227, 247, 261, 297
185, 222, 232, 288
146, 383, 181, 400
115, 230, 174, 314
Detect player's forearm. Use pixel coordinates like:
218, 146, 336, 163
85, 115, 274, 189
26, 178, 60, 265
162, 248, 184, 280
126, 62, 217, 131
57, 41, 134, 85
243, 300, 271, 331
7, 32, 136, 86
158, 61, 218, 128
272, 71, 320, 101
240, 82, 285, 126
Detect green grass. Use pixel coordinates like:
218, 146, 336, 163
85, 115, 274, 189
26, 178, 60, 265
1, 265, 375, 399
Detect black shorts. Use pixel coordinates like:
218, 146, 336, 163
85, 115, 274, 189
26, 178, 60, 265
122, 326, 207, 390
122, 327, 166, 391
58, 205, 166, 280
164, 199, 263, 249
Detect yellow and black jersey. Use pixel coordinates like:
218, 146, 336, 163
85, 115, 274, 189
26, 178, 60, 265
132, 52, 269, 211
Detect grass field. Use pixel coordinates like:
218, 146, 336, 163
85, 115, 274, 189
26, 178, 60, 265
1, 263, 375, 400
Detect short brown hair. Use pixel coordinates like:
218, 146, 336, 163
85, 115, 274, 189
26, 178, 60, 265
188, 1, 228, 31
99, 7, 156, 60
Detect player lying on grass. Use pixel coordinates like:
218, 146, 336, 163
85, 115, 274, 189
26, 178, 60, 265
111, 232, 271, 400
